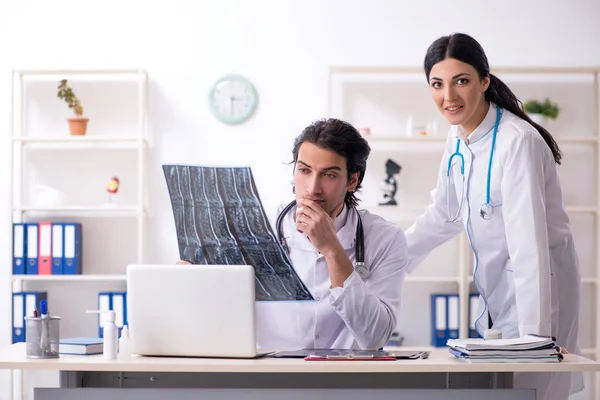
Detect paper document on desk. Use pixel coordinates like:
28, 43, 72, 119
447, 334, 562, 363
162, 164, 313, 301
447, 334, 555, 351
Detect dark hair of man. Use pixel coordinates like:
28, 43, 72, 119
291, 118, 371, 208
424, 32, 562, 164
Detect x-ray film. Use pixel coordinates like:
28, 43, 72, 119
163, 164, 313, 301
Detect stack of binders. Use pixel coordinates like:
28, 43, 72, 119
97, 292, 128, 338
12, 291, 48, 343
447, 334, 563, 363
13, 222, 82, 275
430, 293, 460, 346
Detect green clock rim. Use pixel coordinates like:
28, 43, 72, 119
208, 74, 258, 125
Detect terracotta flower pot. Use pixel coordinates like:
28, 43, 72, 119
68, 117, 89, 136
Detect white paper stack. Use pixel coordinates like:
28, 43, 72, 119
447, 334, 563, 363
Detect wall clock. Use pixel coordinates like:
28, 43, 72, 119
208, 74, 258, 124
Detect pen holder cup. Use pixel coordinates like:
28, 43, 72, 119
24, 316, 61, 359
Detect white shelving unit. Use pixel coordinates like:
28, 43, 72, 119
7, 70, 149, 396
328, 66, 600, 399
7, 67, 149, 399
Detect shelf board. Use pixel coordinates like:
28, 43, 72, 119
565, 206, 598, 214
363, 136, 597, 144
16, 68, 147, 82
405, 276, 459, 283
12, 274, 126, 281
14, 137, 144, 143
581, 348, 597, 356
363, 204, 427, 213
557, 137, 598, 144
13, 136, 147, 149
365, 136, 445, 143
467, 276, 597, 285
14, 205, 146, 216
366, 205, 597, 216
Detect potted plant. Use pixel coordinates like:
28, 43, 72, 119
57, 79, 89, 136
523, 98, 559, 126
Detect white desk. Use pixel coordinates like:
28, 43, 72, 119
2, 343, 600, 400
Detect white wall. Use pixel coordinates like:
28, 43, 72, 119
0, 0, 599, 398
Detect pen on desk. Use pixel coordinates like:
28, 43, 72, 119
40, 300, 49, 356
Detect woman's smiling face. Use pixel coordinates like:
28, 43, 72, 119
428, 57, 490, 133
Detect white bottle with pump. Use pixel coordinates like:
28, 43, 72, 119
86, 309, 118, 359
118, 325, 132, 360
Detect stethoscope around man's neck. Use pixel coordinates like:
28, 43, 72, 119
275, 200, 368, 279
446, 105, 502, 222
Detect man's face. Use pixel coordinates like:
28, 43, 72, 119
293, 142, 358, 215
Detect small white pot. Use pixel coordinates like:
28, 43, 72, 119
528, 113, 548, 127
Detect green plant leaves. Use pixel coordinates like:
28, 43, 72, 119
523, 98, 559, 119
57, 79, 84, 117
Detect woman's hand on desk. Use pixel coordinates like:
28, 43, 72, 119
176, 260, 191, 265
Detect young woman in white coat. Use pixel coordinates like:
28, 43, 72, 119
405, 33, 582, 400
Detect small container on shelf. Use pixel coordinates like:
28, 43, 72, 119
415, 125, 428, 137
358, 127, 371, 137
405, 116, 414, 137
427, 121, 439, 137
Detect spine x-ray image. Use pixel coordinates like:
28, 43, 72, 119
163, 164, 313, 301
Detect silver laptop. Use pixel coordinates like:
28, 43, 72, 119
127, 264, 268, 358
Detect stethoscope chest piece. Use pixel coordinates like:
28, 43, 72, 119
479, 203, 493, 220
355, 262, 369, 281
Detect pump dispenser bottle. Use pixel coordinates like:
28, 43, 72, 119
86, 309, 118, 359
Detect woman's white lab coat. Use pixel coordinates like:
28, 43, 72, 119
256, 205, 407, 350
405, 103, 583, 400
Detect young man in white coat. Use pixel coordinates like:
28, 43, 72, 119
406, 33, 582, 400
258, 118, 407, 350
180, 118, 407, 350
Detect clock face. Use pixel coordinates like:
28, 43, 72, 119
209, 74, 258, 124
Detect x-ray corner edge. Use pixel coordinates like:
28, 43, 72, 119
162, 163, 254, 169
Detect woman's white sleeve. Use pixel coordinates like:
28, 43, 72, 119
404, 145, 464, 273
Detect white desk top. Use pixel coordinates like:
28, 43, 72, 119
1, 344, 599, 373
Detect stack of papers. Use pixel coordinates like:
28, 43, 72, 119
447, 334, 563, 363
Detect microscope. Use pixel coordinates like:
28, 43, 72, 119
379, 159, 402, 206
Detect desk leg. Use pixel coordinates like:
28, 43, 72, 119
12, 368, 23, 400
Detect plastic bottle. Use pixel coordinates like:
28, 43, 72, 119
86, 310, 118, 359
102, 310, 118, 359
118, 325, 132, 360
406, 116, 414, 137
